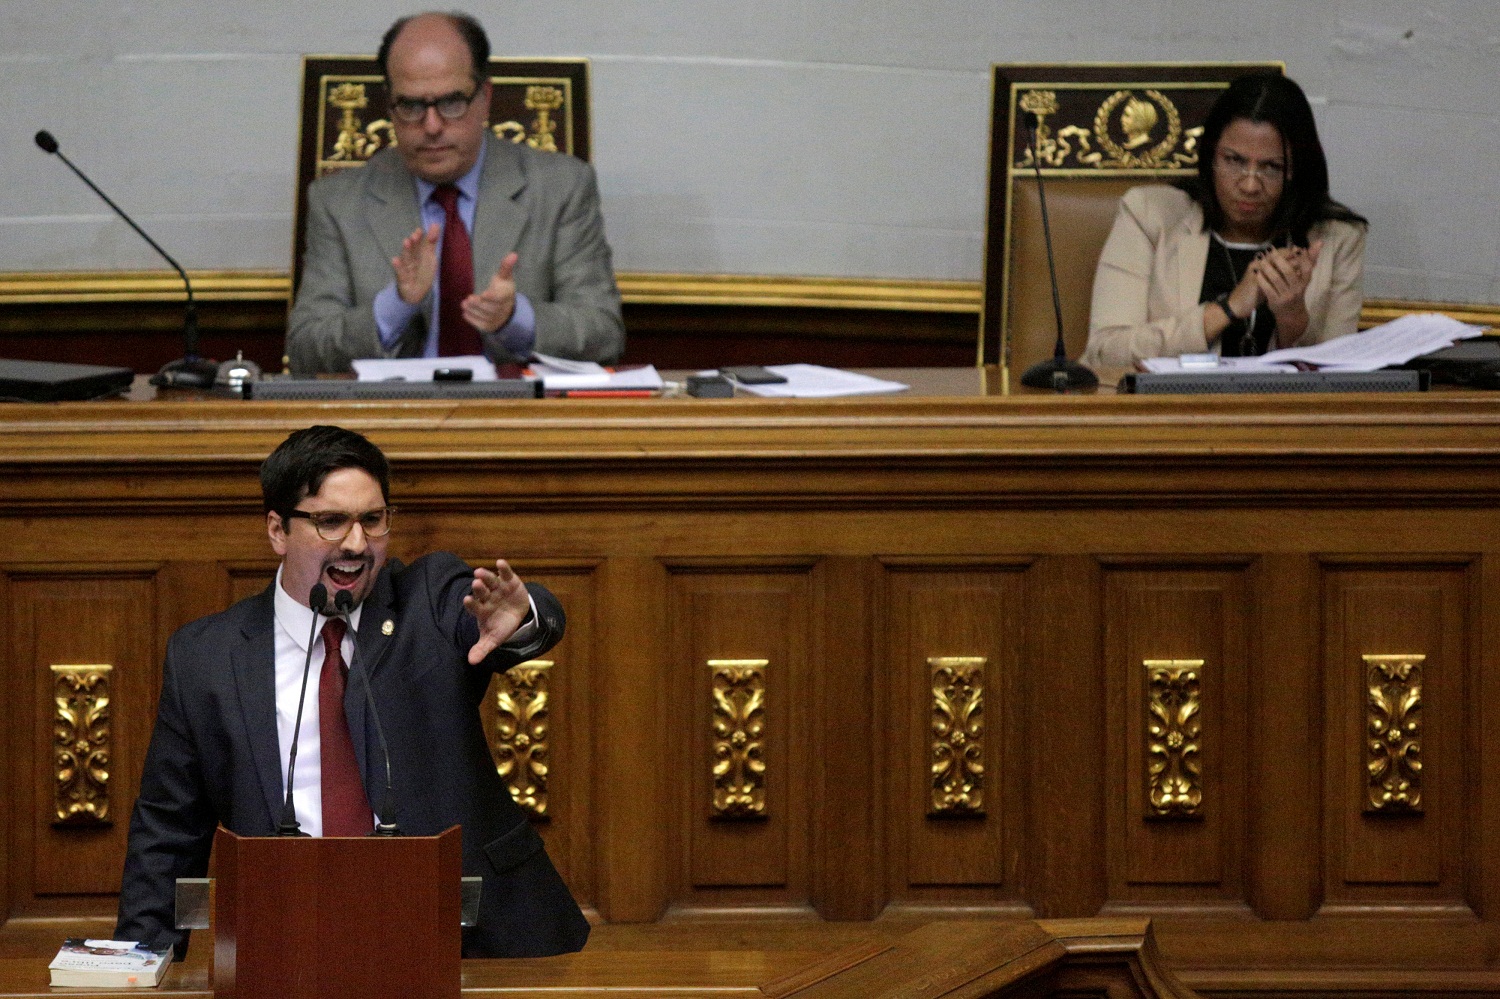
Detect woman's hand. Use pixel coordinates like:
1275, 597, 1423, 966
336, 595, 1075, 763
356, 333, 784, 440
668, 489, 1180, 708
1257, 241, 1323, 346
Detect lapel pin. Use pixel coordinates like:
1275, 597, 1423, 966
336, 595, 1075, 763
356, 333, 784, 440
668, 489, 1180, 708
382, 619, 395, 636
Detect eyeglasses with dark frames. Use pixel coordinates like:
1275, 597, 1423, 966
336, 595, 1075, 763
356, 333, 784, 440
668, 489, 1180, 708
389, 89, 481, 124
284, 506, 397, 541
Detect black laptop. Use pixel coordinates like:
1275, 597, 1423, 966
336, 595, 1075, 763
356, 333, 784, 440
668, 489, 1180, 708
0, 358, 135, 402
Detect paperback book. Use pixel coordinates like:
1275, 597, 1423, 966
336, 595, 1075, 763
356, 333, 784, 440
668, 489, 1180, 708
48, 938, 173, 988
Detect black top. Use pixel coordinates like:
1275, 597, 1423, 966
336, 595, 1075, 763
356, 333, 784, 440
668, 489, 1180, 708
1199, 238, 1276, 356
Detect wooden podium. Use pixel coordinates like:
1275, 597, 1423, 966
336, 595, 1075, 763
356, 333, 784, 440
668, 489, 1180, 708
212, 826, 463, 999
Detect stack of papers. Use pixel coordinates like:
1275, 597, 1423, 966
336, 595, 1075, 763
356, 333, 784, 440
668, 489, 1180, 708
530, 353, 664, 392
725, 364, 909, 398
1142, 313, 1486, 374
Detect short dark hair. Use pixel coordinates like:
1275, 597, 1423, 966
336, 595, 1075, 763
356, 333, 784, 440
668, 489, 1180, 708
378, 11, 490, 87
261, 425, 390, 522
1179, 72, 1365, 244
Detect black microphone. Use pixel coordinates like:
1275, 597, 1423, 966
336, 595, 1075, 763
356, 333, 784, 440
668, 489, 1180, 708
1016, 112, 1099, 392
277, 582, 329, 836
33, 130, 219, 389
334, 589, 401, 836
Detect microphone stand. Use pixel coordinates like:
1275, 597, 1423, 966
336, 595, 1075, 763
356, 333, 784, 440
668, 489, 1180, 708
1016, 113, 1099, 392
33, 131, 219, 389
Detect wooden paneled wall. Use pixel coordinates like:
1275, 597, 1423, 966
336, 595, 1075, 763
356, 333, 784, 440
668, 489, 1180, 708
2, 389, 1499, 986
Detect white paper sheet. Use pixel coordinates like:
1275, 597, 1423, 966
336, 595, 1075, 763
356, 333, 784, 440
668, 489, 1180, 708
731, 364, 909, 398
1140, 313, 1485, 374
351, 355, 498, 381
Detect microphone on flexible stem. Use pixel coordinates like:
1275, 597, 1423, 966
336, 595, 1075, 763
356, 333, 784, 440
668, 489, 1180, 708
1016, 113, 1099, 392
33, 130, 219, 389
333, 589, 401, 836
277, 583, 329, 836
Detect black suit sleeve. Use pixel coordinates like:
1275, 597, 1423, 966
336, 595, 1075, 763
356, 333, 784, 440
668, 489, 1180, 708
114, 635, 219, 958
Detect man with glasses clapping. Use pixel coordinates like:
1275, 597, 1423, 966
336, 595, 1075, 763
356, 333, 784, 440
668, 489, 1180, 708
287, 11, 624, 375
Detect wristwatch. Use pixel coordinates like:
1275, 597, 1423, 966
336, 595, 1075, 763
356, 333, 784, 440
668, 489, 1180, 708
1213, 292, 1242, 325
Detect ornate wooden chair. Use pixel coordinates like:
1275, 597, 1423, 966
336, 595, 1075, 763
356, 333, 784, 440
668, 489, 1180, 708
291, 55, 592, 296
979, 63, 1282, 378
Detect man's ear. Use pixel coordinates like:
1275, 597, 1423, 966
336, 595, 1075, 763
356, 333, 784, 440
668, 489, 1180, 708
267, 510, 288, 556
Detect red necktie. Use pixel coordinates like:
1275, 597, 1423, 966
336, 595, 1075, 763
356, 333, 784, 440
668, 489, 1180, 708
319, 618, 373, 836
432, 184, 483, 357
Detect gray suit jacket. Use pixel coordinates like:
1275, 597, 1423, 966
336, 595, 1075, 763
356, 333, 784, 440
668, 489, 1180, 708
287, 134, 624, 374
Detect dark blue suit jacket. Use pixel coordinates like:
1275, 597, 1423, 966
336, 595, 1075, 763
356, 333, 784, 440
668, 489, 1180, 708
115, 552, 589, 958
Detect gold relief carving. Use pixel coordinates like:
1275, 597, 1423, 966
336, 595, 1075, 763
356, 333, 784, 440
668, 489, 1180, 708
709, 659, 767, 819
524, 85, 564, 151
322, 79, 394, 166
51, 665, 113, 826
492, 81, 571, 151
929, 657, 985, 816
1365, 654, 1424, 813
1016, 87, 1203, 171
494, 660, 552, 820
1145, 659, 1203, 819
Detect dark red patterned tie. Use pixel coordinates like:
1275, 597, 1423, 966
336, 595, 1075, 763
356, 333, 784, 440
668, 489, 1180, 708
319, 617, 373, 836
432, 184, 483, 356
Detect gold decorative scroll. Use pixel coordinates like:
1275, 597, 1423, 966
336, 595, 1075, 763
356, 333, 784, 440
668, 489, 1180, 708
709, 659, 767, 819
51, 664, 113, 826
1016, 86, 1206, 172
319, 75, 573, 174
1145, 659, 1203, 819
929, 657, 985, 816
326, 80, 394, 163
1365, 654, 1424, 813
523, 85, 564, 151
494, 660, 552, 819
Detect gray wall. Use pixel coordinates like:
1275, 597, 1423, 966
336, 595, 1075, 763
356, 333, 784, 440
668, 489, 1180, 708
4, 1, 1497, 304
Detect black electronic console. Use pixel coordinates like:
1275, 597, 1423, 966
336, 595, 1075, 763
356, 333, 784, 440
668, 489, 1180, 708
243, 378, 543, 401
0, 358, 135, 402
1119, 370, 1429, 395
1402, 337, 1500, 388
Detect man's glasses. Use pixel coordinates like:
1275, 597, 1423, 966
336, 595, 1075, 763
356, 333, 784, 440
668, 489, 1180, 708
284, 506, 397, 541
1215, 149, 1286, 185
390, 89, 481, 124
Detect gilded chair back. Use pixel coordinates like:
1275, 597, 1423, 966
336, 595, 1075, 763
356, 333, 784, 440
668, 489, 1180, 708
291, 55, 592, 296
979, 63, 1282, 376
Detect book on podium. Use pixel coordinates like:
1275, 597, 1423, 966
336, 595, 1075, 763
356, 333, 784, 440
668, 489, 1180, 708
209, 825, 463, 999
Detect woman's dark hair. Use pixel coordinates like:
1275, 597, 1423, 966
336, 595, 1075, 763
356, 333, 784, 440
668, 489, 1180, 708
1179, 72, 1365, 243
261, 425, 390, 523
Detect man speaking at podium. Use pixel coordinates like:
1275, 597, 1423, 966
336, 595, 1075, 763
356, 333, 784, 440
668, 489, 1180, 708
286, 11, 624, 374
115, 425, 589, 958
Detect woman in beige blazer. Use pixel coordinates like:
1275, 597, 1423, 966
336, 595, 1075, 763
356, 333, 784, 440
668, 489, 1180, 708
1084, 74, 1367, 369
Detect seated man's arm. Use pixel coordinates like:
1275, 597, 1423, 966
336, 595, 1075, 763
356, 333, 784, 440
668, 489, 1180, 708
287, 181, 420, 375
527, 163, 625, 365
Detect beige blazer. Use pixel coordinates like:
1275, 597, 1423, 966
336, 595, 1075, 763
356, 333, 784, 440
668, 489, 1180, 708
1082, 185, 1366, 368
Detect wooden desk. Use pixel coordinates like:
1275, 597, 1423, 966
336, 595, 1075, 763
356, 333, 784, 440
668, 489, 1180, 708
2, 371, 1499, 993
0, 918, 1195, 997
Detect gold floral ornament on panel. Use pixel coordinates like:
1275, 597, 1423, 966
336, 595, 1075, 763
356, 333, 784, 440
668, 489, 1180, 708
52, 664, 112, 826
929, 657, 985, 816
494, 84, 567, 150
1145, 659, 1203, 819
1364, 654, 1423, 813
493, 660, 551, 819
1016, 87, 1203, 171
709, 659, 767, 819
324, 81, 395, 165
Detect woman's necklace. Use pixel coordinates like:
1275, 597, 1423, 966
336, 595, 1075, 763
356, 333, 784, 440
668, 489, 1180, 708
1212, 231, 1271, 355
